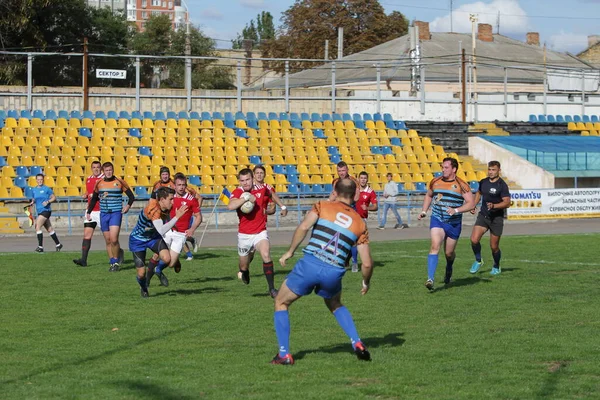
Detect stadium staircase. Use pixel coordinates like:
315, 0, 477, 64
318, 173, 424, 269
468, 123, 509, 136
0, 202, 24, 234
404, 121, 472, 155
495, 122, 575, 136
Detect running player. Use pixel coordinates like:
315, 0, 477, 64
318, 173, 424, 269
129, 187, 188, 298
253, 165, 288, 217
469, 161, 511, 275
271, 178, 373, 365
350, 171, 378, 272
328, 161, 360, 203
73, 161, 103, 267
227, 168, 278, 298
86, 162, 135, 272
30, 174, 63, 253
418, 157, 475, 290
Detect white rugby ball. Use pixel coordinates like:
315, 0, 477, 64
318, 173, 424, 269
240, 200, 255, 214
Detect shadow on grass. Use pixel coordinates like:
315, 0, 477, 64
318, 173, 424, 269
432, 276, 492, 292
113, 380, 195, 400
536, 361, 568, 399
193, 252, 223, 261
0, 326, 190, 386
180, 276, 236, 284
152, 287, 224, 297
293, 332, 405, 361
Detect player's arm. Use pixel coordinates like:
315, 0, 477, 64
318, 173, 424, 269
279, 210, 319, 267
328, 190, 337, 202
357, 243, 373, 295
86, 191, 100, 215
152, 205, 188, 236
119, 178, 135, 213
270, 191, 288, 216
227, 191, 255, 210
457, 188, 476, 214
470, 191, 481, 214
186, 211, 202, 237
491, 182, 511, 210
46, 193, 57, 205
368, 193, 378, 212
418, 188, 434, 220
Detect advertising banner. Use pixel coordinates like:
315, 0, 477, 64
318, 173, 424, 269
507, 188, 600, 220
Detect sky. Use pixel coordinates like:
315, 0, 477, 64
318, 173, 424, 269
183, 0, 600, 54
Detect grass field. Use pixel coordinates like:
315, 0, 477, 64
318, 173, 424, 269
1, 233, 600, 399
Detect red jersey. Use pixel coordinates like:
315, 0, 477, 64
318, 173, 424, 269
170, 191, 200, 233
86, 174, 104, 212
231, 184, 272, 234
355, 186, 378, 219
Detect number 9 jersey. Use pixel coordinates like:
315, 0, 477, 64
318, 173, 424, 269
303, 201, 369, 268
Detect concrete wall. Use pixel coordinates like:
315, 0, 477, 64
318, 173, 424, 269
468, 136, 556, 189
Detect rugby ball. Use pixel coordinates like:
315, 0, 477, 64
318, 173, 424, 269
240, 200, 255, 214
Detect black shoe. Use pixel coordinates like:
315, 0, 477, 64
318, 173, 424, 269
118, 248, 125, 264
444, 269, 453, 285
140, 287, 149, 298
240, 270, 250, 285
35, 246, 44, 253
73, 259, 88, 267
269, 289, 279, 298
354, 342, 371, 361
271, 353, 294, 365
157, 272, 169, 287
109, 263, 120, 272
174, 259, 181, 273
55, 243, 63, 252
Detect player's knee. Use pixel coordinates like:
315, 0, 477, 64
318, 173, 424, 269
491, 244, 500, 253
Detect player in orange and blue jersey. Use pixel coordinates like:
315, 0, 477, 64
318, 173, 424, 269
418, 157, 475, 291
271, 178, 374, 365
86, 162, 135, 272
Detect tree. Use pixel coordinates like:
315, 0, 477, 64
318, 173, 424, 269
232, 11, 275, 50
262, 0, 408, 73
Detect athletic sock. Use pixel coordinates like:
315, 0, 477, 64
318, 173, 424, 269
148, 258, 158, 270
109, 257, 117, 265
186, 251, 193, 259
136, 276, 147, 291
492, 250, 502, 268
333, 306, 361, 349
263, 261, 275, 291
81, 238, 92, 262
155, 260, 167, 275
49, 231, 60, 245
36, 231, 43, 247
188, 237, 196, 246
351, 246, 358, 263
427, 254, 438, 281
472, 242, 482, 262
446, 256, 455, 276
274, 310, 290, 357
240, 268, 250, 282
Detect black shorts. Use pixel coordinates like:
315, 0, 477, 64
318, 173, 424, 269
475, 214, 504, 236
132, 238, 169, 268
38, 211, 51, 219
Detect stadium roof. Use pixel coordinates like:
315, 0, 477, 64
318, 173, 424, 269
258, 32, 594, 90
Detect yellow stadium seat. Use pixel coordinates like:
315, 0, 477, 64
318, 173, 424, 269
131, 118, 142, 128
18, 118, 30, 128
118, 119, 130, 128
66, 186, 80, 196
10, 186, 24, 197
81, 118, 93, 128
68, 118, 80, 128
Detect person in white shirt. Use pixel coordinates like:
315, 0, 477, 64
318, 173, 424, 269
378, 173, 408, 230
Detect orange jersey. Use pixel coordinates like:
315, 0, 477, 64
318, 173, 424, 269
94, 176, 131, 213
428, 176, 470, 223
152, 179, 198, 198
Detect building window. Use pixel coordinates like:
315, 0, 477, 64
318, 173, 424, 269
162, 1, 167, 7
142, 0, 146, 7
168, 2, 173, 8
142, 11, 147, 18
152, 0, 160, 6
152, 10, 161, 16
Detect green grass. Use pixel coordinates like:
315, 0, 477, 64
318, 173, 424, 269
2, 234, 600, 399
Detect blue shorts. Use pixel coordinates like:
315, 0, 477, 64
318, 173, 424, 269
100, 212, 123, 232
285, 253, 346, 299
129, 236, 161, 253
430, 216, 462, 240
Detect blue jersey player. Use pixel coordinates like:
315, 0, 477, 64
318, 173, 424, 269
30, 174, 63, 253
129, 187, 188, 298
271, 178, 374, 365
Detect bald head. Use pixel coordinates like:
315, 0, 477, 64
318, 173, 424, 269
334, 178, 356, 201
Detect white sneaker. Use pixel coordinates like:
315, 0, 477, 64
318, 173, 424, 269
351, 263, 359, 273
192, 239, 198, 253
186, 256, 193, 261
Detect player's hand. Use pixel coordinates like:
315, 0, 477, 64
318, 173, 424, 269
86, 213, 91, 221
42, 201, 48, 206
361, 280, 370, 295
81, 194, 87, 199
175, 204, 189, 218
486, 202, 494, 210
122, 204, 131, 214
281, 208, 288, 217
418, 211, 427, 220
446, 207, 458, 216
361, 204, 367, 210
279, 251, 293, 268
184, 229, 195, 238
470, 207, 477, 215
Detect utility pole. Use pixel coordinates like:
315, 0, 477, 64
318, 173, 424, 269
461, 48, 466, 122
469, 14, 478, 122
324, 40, 329, 60
496, 11, 500, 35
450, 0, 453, 33
337, 27, 344, 59
83, 37, 89, 111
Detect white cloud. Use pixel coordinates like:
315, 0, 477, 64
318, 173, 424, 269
240, 0, 264, 9
201, 8, 224, 20
547, 31, 589, 53
430, 0, 529, 35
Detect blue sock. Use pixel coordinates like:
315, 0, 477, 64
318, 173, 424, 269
427, 254, 439, 281
136, 276, 147, 290
109, 257, 117, 264
351, 246, 358, 263
155, 260, 167, 275
186, 251, 193, 258
492, 250, 501, 268
333, 306, 361, 349
471, 242, 482, 262
274, 310, 290, 357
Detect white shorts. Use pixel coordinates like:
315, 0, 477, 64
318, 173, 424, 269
237, 230, 269, 256
164, 230, 187, 254
84, 211, 101, 227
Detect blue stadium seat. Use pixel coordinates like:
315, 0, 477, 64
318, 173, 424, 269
190, 111, 200, 120
321, 113, 331, 121
247, 120, 259, 129
529, 114, 537, 123
132, 111, 143, 120
371, 146, 382, 154
300, 112, 310, 121
279, 112, 289, 121
397, 183, 405, 191
0, 119, 4, 128
257, 112, 267, 120
352, 113, 363, 122
135, 186, 149, 197
129, 128, 142, 138
0, 110, 6, 119
390, 138, 402, 146
373, 113, 382, 121
363, 113, 373, 121
330, 154, 341, 163
143, 111, 155, 120
20, 110, 32, 119
564, 115, 573, 123
188, 175, 202, 186
107, 110, 118, 119
291, 120, 302, 129
0, 157, 6, 167
82, 110, 94, 119
287, 184, 300, 194
7, 110, 19, 119
24, 186, 34, 198
311, 113, 322, 122
79, 128, 92, 138
235, 128, 248, 138
268, 112, 278, 121
555, 115, 564, 123
332, 113, 342, 121
95, 111, 106, 120
547, 115, 556, 123
592, 115, 599, 123
235, 111, 246, 121
224, 112, 234, 121
323, 183, 333, 192
300, 184, 312, 194
433, 172, 442, 178
537, 115, 547, 123
312, 184, 325, 193
313, 129, 326, 139
342, 113, 352, 121
14, 176, 28, 188
382, 146, 393, 155
155, 111, 166, 121
166, 111, 177, 119
354, 120, 365, 129
290, 113, 300, 121
139, 147, 152, 156
469, 181, 479, 191
246, 112, 257, 121
385, 120, 396, 129
30, 166, 43, 176
224, 120, 235, 128
287, 174, 299, 184
70, 110, 82, 119
201, 111, 212, 121
273, 165, 286, 174
45, 110, 57, 120
383, 113, 393, 121
583, 115, 591, 123
33, 110, 45, 120
16, 166, 29, 177
396, 121, 407, 130
327, 146, 339, 155
286, 165, 298, 175
58, 110, 69, 119
249, 155, 261, 164
573, 115, 582, 122
415, 182, 427, 191
212, 112, 223, 120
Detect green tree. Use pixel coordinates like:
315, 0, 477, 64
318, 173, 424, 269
232, 11, 275, 49
262, 0, 409, 73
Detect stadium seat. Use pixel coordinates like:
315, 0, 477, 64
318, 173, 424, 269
529, 114, 538, 123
